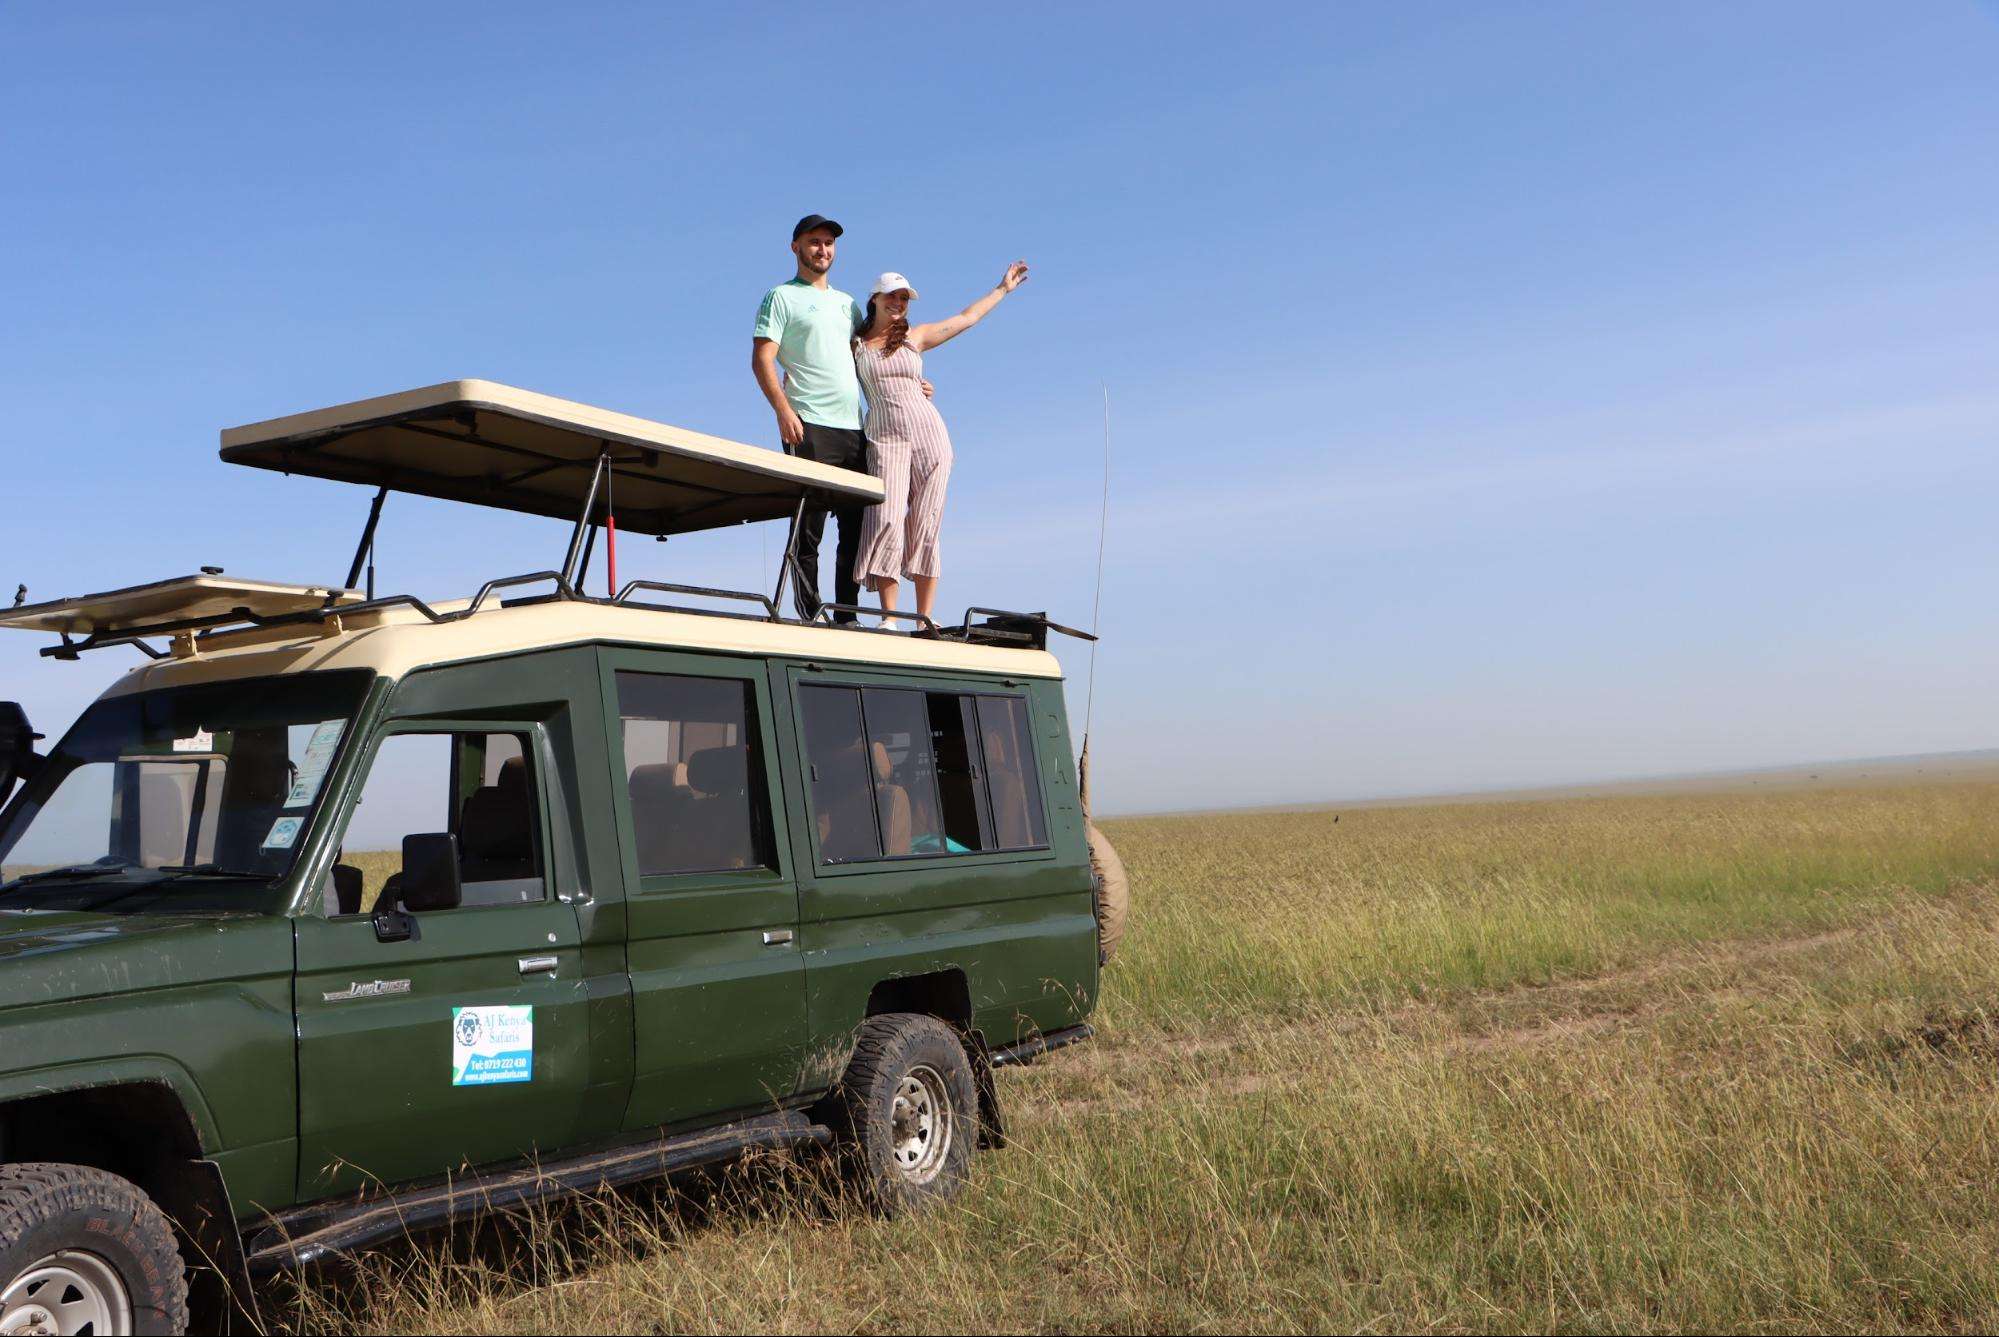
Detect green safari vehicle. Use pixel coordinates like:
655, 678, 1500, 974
0, 382, 1119, 1335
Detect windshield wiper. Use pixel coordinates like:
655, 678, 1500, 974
156, 863, 273, 881
4, 860, 148, 887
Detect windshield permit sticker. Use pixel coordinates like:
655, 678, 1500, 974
284, 719, 347, 809
172, 729, 214, 753
260, 816, 304, 850
452, 1005, 534, 1086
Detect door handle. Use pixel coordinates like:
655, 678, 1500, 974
518, 955, 560, 975
761, 929, 794, 946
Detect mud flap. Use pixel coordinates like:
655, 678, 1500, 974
150, 1157, 261, 1335
967, 1030, 1008, 1150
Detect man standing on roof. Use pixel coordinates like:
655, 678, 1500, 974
752, 213, 871, 624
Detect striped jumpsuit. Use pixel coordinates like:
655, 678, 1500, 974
853, 339, 953, 586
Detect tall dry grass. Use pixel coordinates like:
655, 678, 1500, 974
287, 779, 1999, 1334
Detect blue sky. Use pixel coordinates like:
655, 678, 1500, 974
2, 2, 1997, 814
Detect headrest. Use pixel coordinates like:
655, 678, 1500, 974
871, 739, 894, 782
629, 762, 690, 805
687, 746, 749, 796
460, 783, 531, 861
495, 753, 529, 794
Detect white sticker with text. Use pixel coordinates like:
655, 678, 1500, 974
284, 719, 347, 808
452, 1005, 534, 1086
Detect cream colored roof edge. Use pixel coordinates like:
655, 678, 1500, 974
220, 378, 885, 503
101, 597, 1062, 698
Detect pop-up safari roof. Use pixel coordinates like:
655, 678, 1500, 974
1, 379, 1082, 661
220, 379, 883, 534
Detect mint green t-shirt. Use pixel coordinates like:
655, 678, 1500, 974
753, 279, 865, 430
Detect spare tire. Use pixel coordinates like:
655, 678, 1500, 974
1087, 821, 1129, 962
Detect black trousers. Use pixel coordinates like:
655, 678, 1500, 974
786, 422, 867, 622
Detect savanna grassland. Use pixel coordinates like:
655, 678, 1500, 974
291, 774, 1999, 1334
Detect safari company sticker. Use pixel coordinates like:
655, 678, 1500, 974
284, 719, 347, 808
452, 1005, 534, 1086
260, 816, 303, 850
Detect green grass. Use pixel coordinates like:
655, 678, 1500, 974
288, 778, 1999, 1334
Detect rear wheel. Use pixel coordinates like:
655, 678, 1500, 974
826, 1013, 978, 1214
0, 1164, 187, 1336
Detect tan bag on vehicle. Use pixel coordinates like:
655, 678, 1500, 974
1078, 741, 1129, 961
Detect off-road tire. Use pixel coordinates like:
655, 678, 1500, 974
0, 1163, 188, 1336
825, 1013, 978, 1214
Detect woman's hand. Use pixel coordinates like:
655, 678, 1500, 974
912, 264, 1030, 352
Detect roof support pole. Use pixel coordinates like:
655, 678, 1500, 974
576, 522, 600, 590
559, 446, 611, 593
344, 485, 389, 594
769, 493, 809, 622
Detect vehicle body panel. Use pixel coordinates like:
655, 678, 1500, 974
771, 665, 1099, 1087
0, 912, 297, 1213
596, 646, 807, 1131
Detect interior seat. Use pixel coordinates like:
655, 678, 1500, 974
870, 740, 913, 856
685, 746, 759, 869
459, 756, 535, 886
629, 761, 699, 873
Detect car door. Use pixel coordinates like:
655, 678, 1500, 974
599, 648, 806, 1130
292, 722, 600, 1197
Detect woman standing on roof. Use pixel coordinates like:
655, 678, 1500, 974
852, 261, 1030, 628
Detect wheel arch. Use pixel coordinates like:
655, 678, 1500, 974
860, 971, 1005, 1149
0, 1070, 257, 1332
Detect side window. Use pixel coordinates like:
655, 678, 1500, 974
798, 684, 1048, 864
798, 686, 878, 864
326, 730, 544, 916
928, 695, 989, 852
860, 688, 944, 856
616, 672, 773, 876
976, 696, 1048, 849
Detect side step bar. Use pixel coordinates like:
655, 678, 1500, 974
989, 1023, 1095, 1069
244, 1111, 830, 1273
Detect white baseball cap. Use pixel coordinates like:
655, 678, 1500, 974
872, 271, 919, 298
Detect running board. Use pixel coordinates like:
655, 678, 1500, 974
244, 1111, 830, 1272
989, 1023, 1095, 1069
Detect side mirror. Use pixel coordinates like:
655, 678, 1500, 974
0, 703, 44, 805
397, 832, 462, 913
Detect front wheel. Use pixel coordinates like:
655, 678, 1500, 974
0, 1164, 188, 1336
825, 1013, 979, 1214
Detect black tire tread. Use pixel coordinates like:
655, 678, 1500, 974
829, 1012, 977, 1213
0, 1161, 189, 1335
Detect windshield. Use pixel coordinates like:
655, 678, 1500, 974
0, 670, 372, 912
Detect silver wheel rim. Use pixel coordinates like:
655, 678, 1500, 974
1, 1250, 133, 1335
888, 1063, 954, 1184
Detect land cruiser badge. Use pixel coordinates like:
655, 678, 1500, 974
321, 978, 411, 1003
451, 1005, 534, 1086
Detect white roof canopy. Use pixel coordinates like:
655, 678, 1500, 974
219, 379, 884, 536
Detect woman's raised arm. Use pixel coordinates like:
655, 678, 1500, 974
910, 261, 1029, 351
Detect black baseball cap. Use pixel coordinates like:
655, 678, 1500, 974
792, 213, 844, 241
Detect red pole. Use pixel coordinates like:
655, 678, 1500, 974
607, 512, 618, 598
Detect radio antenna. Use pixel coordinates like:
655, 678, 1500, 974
1083, 383, 1111, 746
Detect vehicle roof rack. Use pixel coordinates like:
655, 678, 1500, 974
944, 609, 1096, 651
0, 574, 362, 660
